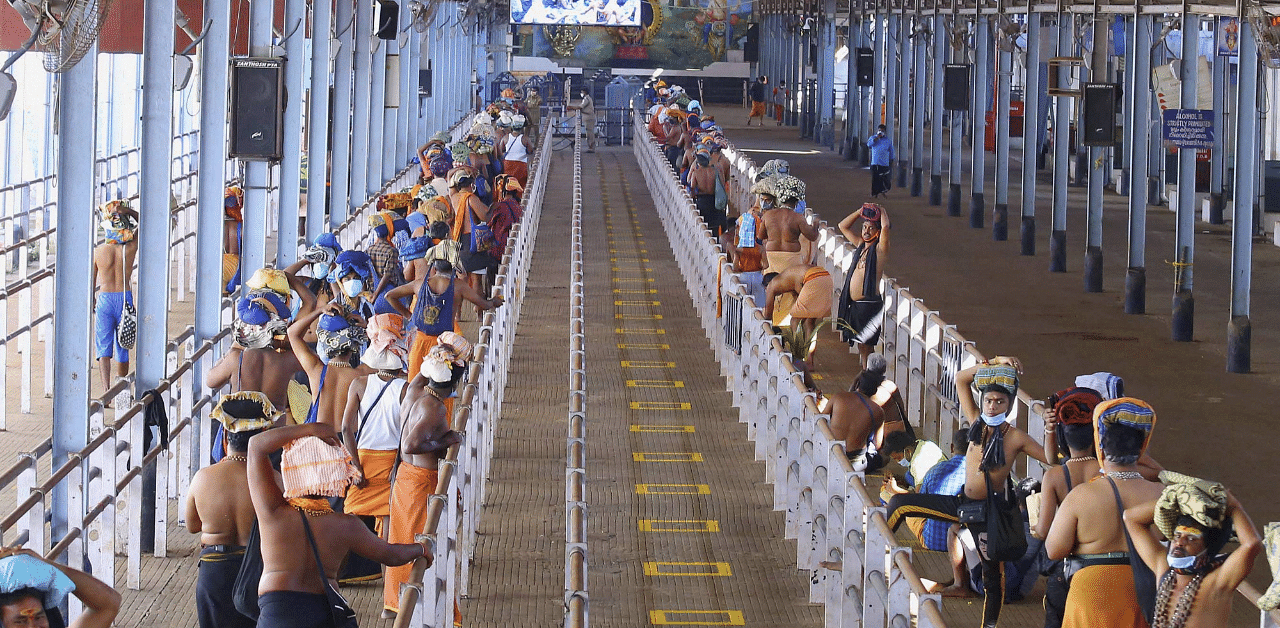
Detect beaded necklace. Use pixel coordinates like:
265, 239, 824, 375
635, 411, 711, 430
1065, 456, 1096, 464
222, 454, 248, 463
1151, 568, 1205, 628
1106, 471, 1144, 480
288, 497, 334, 517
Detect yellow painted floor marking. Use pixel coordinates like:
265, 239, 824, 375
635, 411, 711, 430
614, 288, 659, 294
638, 519, 720, 533
615, 314, 663, 320
612, 267, 652, 272
610, 249, 649, 254
649, 610, 744, 625
612, 277, 655, 282
617, 343, 670, 350
635, 484, 711, 495
615, 300, 661, 306
626, 379, 685, 388
611, 257, 650, 262
630, 401, 692, 410
620, 360, 676, 367
614, 329, 666, 335
632, 452, 703, 462
642, 562, 732, 576
629, 424, 695, 433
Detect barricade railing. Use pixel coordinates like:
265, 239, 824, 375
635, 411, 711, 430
392, 115, 553, 627
565, 119, 588, 628
632, 111, 949, 628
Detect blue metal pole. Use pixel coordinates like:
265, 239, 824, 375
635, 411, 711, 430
398, 29, 416, 168
929, 14, 944, 206
51, 44, 97, 551
369, 37, 388, 193
1125, 13, 1152, 314
1050, 12, 1070, 272
242, 0, 275, 276
818, 0, 837, 146
1084, 16, 1110, 292
277, 0, 307, 264
855, 14, 868, 162
1228, 17, 1259, 373
883, 13, 896, 170
910, 19, 925, 197
1171, 12, 1198, 341
329, 0, 355, 229
1020, 12, 1041, 254
894, 12, 909, 183
1207, 34, 1226, 224
197, 0, 232, 340
969, 15, 989, 229
947, 24, 963, 218
993, 38, 1012, 238
349, 0, 374, 210
306, 0, 333, 242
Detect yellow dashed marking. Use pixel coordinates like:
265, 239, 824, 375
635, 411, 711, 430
611, 257, 650, 262
638, 520, 720, 533
617, 343, 670, 350
612, 277, 655, 282
615, 329, 666, 335
629, 424, 695, 433
615, 300, 661, 306
635, 484, 712, 495
630, 401, 692, 410
615, 314, 664, 320
610, 249, 649, 254
613, 267, 651, 272
632, 452, 703, 462
642, 562, 732, 576
627, 379, 685, 388
620, 360, 676, 367
614, 288, 659, 294
649, 610, 744, 625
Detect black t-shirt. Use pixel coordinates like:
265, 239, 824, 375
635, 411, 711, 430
749, 82, 765, 102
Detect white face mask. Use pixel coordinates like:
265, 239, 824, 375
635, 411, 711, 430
1167, 549, 1201, 571
343, 279, 364, 298
980, 411, 1008, 427
312, 262, 331, 278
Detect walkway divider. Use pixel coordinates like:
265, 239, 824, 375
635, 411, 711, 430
391, 115, 554, 627
565, 119, 589, 628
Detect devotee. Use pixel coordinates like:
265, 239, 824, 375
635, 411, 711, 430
688, 145, 725, 236
383, 340, 469, 619
422, 222, 467, 279
298, 233, 343, 316
328, 250, 383, 318
186, 392, 279, 628
247, 422, 427, 628
447, 167, 499, 299
1045, 397, 1166, 628
497, 115, 532, 188
366, 209, 409, 295
0, 548, 120, 628
758, 176, 817, 277
92, 200, 138, 391
867, 124, 896, 198
288, 303, 373, 428
747, 75, 767, 126
836, 202, 890, 368
761, 262, 831, 369
1125, 480, 1261, 628
488, 175, 525, 261
817, 358, 887, 472
565, 86, 597, 152
388, 259, 501, 378
723, 194, 767, 308
224, 186, 244, 291
524, 87, 543, 145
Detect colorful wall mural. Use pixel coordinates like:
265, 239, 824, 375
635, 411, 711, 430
514, 0, 753, 70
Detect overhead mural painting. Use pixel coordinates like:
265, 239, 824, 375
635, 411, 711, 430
516, 0, 752, 69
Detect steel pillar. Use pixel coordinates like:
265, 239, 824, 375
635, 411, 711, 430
1228, 19, 1259, 372
1208, 37, 1226, 224
197, 0, 232, 340
369, 37, 387, 193
895, 13, 910, 184
947, 34, 964, 218
818, 0, 837, 146
1172, 13, 1198, 342
1020, 12, 1042, 254
969, 15, 989, 229
241, 0, 275, 275
1050, 14, 1071, 272
1126, 13, 1152, 314
306, 0, 333, 242
1084, 16, 1110, 293
993, 40, 1012, 238
277, 0, 307, 264
349, 0, 374, 206
910, 20, 926, 197
929, 14, 945, 205
884, 13, 898, 181
329, 0, 355, 228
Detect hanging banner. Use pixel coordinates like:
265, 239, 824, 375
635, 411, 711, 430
1217, 17, 1240, 57
1162, 109, 1215, 149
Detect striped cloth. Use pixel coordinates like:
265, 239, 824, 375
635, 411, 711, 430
917, 455, 966, 551
974, 364, 1018, 397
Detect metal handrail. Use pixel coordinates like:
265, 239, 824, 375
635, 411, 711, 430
565, 117, 588, 627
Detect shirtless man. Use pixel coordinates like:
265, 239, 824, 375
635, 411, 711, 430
1125, 488, 1260, 628
0, 548, 120, 628
762, 262, 831, 369
837, 203, 890, 368
757, 176, 817, 276
383, 343, 466, 617
92, 201, 139, 391
1045, 397, 1165, 628
886, 358, 1047, 628
186, 393, 279, 628
820, 364, 885, 472
247, 422, 426, 628
288, 303, 374, 427
688, 147, 725, 236
388, 259, 501, 378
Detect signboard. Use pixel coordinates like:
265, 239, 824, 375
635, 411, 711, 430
1162, 109, 1214, 149
1218, 17, 1240, 57
511, 0, 641, 26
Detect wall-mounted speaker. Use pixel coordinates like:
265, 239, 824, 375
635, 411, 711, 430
855, 47, 874, 86
744, 23, 759, 63
374, 1, 400, 40
229, 58, 285, 161
1082, 82, 1117, 146
943, 64, 971, 110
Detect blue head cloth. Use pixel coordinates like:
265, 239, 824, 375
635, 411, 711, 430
700, 119, 715, 130
429, 157, 451, 178
328, 250, 377, 284
316, 313, 368, 363
236, 291, 289, 326
0, 554, 76, 609
406, 212, 428, 234
372, 219, 411, 242
314, 233, 340, 251
399, 236, 432, 262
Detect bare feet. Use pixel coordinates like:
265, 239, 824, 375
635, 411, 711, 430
939, 583, 979, 598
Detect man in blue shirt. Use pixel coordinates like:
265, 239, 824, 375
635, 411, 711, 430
867, 124, 895, 197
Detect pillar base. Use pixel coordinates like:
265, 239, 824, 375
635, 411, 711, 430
993, 203, 1008, 241
1172, 290, 1194, 342
1227, 315, 1251, 373
896, 160, 908, 188
1073, 153, 1088, 187
1050, 230, 1066, 272
1209, 192, 1225, 225
947, 184, 962, 217
929, 175, 942, 206
1147, 176, 1162, 206
911, 168, 923, 197
1020, 216, 1035, 256
969, 192, 985, 229
859, 145, 870, 167
1125, 267, 1146, 314
1084, 245, 1103, 293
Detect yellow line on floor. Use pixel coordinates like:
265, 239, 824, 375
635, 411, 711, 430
614, 329, 666, 335
619, 360, 676, 367
629, 401, 691, 410
617, 343, 670, 349
629, 424, 695, 433
626, 379, 685, 388
637, 519, 720, 533
649, 610, 744, 625
612, 277, 656, 282
614, 288, 659, 294
615, 300, 662, 306
632, 452, 703, 462
642, 562, 732, 576
635, 484, 711, 495
615, 314, 663, 320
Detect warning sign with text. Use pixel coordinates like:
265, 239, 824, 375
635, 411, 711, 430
1162, 109, 1215, 149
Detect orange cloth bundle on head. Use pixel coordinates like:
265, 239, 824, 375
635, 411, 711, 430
281, 436, 356, 498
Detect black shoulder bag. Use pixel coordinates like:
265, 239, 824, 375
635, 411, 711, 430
300, 512, 359, 628
1105, 477, 1157, 624
231, 522, 264, 621
982, 469, 1028, 562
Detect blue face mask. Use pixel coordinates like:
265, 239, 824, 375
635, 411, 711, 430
981, 411, 1007, 427
343, 279, 364, 298
760, 198, 774, 210
312, 262, 331, 278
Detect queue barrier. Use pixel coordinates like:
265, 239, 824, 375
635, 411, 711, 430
565, 118, 588, 628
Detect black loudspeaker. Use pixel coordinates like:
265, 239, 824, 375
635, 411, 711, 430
855, 47, 874, 86
1082, 83, 1117, 146
229, 58, 285, 161
419, 61, 432, 97
943, 64, 971, 110
374, 0, 399, 40
744, 23, 759, 63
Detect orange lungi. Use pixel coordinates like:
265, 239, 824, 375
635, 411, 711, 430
344, 450, 397, 518
502, 160, 529, 189
790, 268, 832, 319
1062, 564, 1148, 628
407, 323, 460, 379
383, 462, 460, 625
749, 101, 766, 118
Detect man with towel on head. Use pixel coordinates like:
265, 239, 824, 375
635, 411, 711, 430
497, 115, 532, 189
383, 338, 469, 621
288, 303, 374, 429
1124, 475, 1261, 628
761, 262, 831, 369
388, 258, 502, 378
247, 422, 429, 628
1045, 397, 1167, 628
186, 393, 279, 628
92, 200, 139, 391
0, 547, 120, 628
757, 175, 817, 273
837, 202, 891, 368
294, 233, 343, 312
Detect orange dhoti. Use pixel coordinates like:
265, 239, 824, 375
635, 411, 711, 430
407, 324, 459, 379
790, 269, 832, 319
383, 462, 460, 625
502, 160, 529, 189
1062, 564, 1148, 628
749, 101, 765, 118
345, 450, 397, 519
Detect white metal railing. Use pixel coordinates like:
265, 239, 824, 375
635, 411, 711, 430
632, 113, 949, 628
391, 115, 553, 627
565, 120, 588, 628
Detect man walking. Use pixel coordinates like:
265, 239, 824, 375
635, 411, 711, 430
868, 124, 895, 197
747, 76, 767, 126
566, 87, 597, 152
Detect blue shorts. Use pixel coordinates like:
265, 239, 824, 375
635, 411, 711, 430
94, 291, 132, 362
